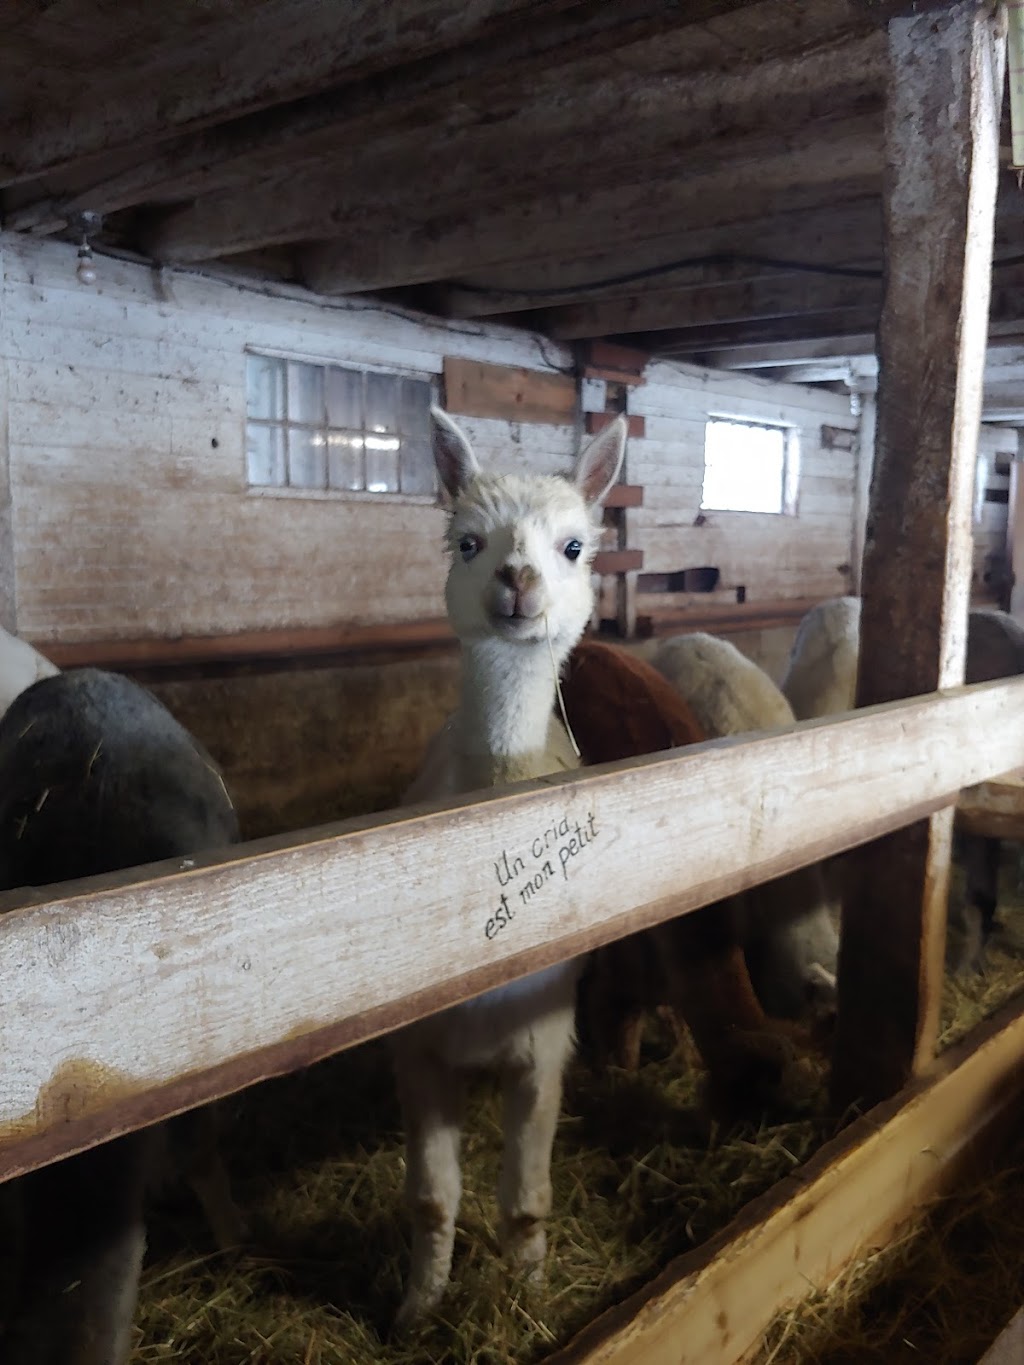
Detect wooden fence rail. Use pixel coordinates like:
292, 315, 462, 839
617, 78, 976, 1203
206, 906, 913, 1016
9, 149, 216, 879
1, 675, 1024, 1183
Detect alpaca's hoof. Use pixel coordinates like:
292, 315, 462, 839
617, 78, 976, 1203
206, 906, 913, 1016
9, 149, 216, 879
393, 1285, 443, 1336
502, 1215, 547, 1272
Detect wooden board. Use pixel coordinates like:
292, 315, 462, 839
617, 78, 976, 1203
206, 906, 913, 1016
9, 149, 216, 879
592, 550, 644, 575
601, 484, 644, 509
551, 991, 1024, 1365
978, 1305, 1024, 1365
442, 356, 576, 425
2, 679, 1024, 1181
37, 618, 457, 674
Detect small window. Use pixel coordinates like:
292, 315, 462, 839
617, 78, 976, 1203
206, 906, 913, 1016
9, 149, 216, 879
245, 355, 435, 497
701, 417, 799, 515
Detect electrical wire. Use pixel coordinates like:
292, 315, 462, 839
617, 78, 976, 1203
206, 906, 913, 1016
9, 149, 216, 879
457, 249, 1024, 300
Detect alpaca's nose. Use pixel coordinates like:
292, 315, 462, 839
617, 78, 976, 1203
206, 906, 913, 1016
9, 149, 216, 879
495, 564, 538, 594
493, 563, 542, 618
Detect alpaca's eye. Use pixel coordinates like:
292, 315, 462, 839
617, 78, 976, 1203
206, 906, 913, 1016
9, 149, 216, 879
459, 534, 483, 562
563, 539, 583, 562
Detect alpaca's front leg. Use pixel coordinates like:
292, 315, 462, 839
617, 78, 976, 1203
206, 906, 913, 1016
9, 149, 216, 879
394, 1049, 464, 1330
498, 1047, 568, 1271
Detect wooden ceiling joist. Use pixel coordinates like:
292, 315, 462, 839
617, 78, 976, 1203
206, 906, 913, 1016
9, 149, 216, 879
437, 197, 885, 320
295, 148, 881, 297
0, 0, 1007, 374
539, 272, 883, 340
0, 0, 577, 188
141, 48, 884, 268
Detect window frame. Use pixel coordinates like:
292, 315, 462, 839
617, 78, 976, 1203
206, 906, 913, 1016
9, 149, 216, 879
700, 414, 801, 517
243, 347, 439, 505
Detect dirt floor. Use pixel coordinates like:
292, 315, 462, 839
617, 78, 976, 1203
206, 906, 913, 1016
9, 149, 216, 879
128, 859, 1024, 1365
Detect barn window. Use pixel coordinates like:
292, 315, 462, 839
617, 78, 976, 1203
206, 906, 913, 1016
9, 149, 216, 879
701, 417, 800, 515
245, 354, 435, 497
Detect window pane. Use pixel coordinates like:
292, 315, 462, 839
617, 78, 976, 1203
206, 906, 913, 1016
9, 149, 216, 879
288, 428, 327, 489
328, 430, 365, 491
399, 376, 432, 434
246, 423, 286, 486
287, 361, 324, 426
365, 431, 400, 493
701, 420, 786, 514
246, 355, 285, 420
400, 435, 435, 494
326, 366, 362, 428
365, 371, 400, 434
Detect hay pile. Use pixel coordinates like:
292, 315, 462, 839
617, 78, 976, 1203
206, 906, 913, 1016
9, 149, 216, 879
132, 1026, 832, 1364
128, 860, 1024, 1364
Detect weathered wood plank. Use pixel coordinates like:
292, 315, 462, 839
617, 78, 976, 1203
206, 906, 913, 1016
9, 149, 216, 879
0, 679, 1023, 1181
442, 357, 577, 425
601, 485, 644, 509
542, 272, 883, 340
831, 1, 1006, 1113
0, 0, 567, 186
145, 43, 884, 265
549, 990, 1024, 1365
24, 28, 887, 236
978, 1305, 1024, 1365
0, 284, 15, 632
296, 153, 880, 295
443, 199, 885, 319
592, 549, 644, 574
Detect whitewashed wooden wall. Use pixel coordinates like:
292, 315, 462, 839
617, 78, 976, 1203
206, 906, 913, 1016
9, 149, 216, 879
0, 232, 861, 645
973, 424, 1016, 600
630, 361, 859, 604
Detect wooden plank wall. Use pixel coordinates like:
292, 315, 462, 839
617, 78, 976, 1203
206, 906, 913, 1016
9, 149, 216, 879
630, 360, 860, 607
0, 231, 862, 646
973, 423, 1016, 603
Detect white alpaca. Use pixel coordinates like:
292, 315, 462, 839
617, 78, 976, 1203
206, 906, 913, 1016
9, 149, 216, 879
0, 626, 59, 717
780, 596, 1024, 968
393, 406, 625, 1328
652, 632, 840, 1021
780, 596, 861, 720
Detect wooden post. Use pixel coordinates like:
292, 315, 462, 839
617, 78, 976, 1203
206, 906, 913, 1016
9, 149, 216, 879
832, 2, 1006, 1112
0, 263, 16, 632
849, 388, 876, 595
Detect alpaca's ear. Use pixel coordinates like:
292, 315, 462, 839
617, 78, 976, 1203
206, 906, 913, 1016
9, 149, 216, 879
431, 405, 480, 499
572, 415, 627, 507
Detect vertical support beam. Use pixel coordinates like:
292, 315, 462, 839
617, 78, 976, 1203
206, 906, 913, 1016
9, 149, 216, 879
0, 246, 16, 632
850, 389, 877, 594
832, 2, 1006, 1113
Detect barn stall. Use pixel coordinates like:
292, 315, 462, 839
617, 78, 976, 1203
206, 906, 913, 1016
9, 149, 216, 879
3, 0, 1024, 1360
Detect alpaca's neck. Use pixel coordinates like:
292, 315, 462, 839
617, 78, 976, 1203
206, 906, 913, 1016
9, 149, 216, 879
455, 636, 567, 787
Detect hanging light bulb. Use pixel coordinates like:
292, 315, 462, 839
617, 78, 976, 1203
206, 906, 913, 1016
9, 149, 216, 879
70, 211, 102, 287
76, 238, 97, 286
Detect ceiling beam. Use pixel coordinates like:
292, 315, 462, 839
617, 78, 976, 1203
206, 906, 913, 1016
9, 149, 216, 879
538, 271, 882, 339
8, 4, 885, 228
286, 146, 881, 298
142, 40, 884, 267
654, 315, 882, 362
439, 198, 884, 318
0, 0, 573, 188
